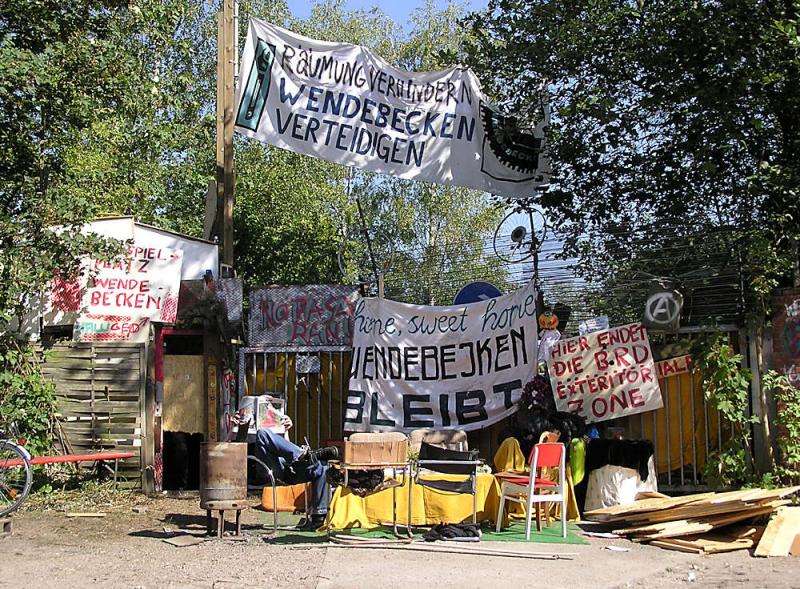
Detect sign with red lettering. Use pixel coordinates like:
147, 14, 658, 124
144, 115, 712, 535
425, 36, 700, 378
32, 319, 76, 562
547, 322, 663, 423
248, 285, 359, 350
73, 314, 150, 343
81, 246, 183, 322
654, 355, 692, 379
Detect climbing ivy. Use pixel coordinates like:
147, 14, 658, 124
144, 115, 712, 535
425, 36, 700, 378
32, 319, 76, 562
0, 337, 56, 456
764, 370, 800, 485
691, 334, 755, 488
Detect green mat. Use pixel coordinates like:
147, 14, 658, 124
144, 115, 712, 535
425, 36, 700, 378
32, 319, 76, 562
481, 521, 587, 544
261, 513, 586, 546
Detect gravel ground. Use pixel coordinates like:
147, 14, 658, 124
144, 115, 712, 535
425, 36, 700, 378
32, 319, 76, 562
1, 490, 798, 589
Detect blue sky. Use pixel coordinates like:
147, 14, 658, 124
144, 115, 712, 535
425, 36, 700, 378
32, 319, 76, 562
286, 0, 487, 29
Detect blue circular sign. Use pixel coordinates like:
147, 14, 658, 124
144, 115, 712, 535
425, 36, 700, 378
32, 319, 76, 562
454, 281, 503, 305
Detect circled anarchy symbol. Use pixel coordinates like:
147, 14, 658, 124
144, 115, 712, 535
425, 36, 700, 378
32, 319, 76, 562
644, 292, 682, 325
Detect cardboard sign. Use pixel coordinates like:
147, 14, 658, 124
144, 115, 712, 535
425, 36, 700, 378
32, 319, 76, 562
81, 246, 183, 322
547, 322, 663, 423
234, 19, 550, 199
346, 281, 538, 432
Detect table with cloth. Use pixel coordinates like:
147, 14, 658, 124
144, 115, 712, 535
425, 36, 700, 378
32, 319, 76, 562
327, 471, 502, 529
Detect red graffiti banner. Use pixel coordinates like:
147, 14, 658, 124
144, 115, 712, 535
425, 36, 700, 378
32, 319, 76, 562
81, 246, 183, 323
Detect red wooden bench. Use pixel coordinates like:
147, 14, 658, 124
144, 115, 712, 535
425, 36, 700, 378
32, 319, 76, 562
2, 451, 136, 484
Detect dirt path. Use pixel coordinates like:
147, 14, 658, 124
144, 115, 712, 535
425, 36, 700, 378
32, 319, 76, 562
1, 493, 798, 588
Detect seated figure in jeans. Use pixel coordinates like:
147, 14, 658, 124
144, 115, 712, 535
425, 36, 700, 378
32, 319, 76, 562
252, 414, 339, 530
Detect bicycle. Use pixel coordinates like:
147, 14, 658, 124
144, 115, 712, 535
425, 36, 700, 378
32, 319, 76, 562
0, 422, 33, 516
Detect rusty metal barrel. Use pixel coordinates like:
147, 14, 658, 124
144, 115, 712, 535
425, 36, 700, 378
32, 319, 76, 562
199, 442, 247, 509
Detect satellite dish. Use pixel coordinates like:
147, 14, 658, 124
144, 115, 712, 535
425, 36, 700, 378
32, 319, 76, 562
510, 225, 527, 244
493, 208, 548, 264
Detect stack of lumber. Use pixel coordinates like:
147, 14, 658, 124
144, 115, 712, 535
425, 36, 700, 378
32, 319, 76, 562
584, 486, 800, 555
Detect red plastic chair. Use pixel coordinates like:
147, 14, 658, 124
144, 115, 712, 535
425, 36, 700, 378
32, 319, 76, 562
495, 442, 567, 539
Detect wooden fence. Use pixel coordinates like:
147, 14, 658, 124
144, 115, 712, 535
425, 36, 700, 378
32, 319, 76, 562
38, 342, 146, 488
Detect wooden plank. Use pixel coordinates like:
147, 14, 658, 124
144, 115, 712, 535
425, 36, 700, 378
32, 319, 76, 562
58, 402, 141, 412
618, 501, 788, 540
654, 525, 761, 554
602, 487, 800, 526
755, 507, 800, 557
34, 343, 145, 489
163, 355, 205, 434
585, 493, 716, 522
49, 375, 141, 387
57, 386, 139, 401
58, 417, 141, 425
58, 426, 141, 435
649, 539, 704, 554
651, 535, 755, 554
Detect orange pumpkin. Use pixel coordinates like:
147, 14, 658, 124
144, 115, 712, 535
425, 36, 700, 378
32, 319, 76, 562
538, 312, 559, 330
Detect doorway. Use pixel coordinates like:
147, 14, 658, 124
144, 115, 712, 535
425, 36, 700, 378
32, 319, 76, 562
162, 333, 205, 490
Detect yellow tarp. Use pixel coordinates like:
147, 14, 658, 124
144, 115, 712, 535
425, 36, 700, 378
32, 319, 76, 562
619, 371, 723, 476
327, 473, 501, 529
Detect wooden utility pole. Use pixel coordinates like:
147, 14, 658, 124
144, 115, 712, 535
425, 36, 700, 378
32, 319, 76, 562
211, 0, 236, 443
216, 0, 236, 275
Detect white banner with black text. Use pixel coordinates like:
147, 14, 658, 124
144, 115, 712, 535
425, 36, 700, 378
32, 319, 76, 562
345, 282, 538, 432
234, 19, 550, 198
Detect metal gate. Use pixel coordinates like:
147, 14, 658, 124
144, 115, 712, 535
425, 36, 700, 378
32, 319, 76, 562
240, 335, 748, 492
238, 348, 351, 448
611, 368, 727, 491
608, 329, 755, 492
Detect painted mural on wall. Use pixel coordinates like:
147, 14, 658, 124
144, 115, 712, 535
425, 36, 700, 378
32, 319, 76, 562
248, 285, 359, 349
773, 289, 800, 387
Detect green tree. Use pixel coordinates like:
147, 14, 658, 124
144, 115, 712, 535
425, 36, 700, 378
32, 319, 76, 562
0, 0, 135, 326
0, 0, 138, 450
468, 0, 799, 237
467, 0, 800, 472
334, 0, 508, 304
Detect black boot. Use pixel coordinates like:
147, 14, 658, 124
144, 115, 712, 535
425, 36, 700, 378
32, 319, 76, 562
308, 445, 340, 463
295, 513, 327, 531
297, 445, 340, 464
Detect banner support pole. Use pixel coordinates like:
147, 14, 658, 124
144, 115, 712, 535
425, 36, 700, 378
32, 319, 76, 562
216, 0, 237, 275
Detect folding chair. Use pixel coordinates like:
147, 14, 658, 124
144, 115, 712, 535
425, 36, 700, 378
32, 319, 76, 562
495, 442, 567, 539
328, 432, 410, 537
247, 454, 309, 534
409, 429, 482, 525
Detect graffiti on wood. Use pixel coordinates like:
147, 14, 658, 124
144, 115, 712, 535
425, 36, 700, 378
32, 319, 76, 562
248, 285, 359, 349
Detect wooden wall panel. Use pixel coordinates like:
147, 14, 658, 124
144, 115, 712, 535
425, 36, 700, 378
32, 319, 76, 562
39, 342, 146, 488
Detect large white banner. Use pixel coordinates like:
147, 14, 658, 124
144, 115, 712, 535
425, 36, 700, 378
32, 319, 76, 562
346, 282, 538, 432
235, 19, 550, 199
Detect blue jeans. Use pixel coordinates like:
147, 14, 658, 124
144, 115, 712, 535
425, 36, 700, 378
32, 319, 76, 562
254, 429, 329, 516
